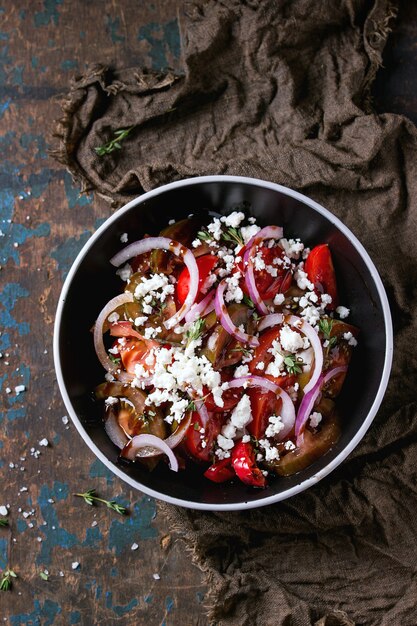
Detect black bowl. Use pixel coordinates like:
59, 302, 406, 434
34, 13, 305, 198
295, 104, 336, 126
53, 176, 393, 510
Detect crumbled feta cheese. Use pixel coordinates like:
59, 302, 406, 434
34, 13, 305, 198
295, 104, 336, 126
120, 232, 128, 243
230, 394, 252, 429
222, 422, 237, 440
242, 434, 251, 443
217, 434, 235, 451
131, 543, 139, 551
221, 211, 245, 228
39, 438, 49, 447
15, 385, 25, 394
255, 361, 265, 371
321, 293, 332, 306
241, 224, 261, 244
279, 326, 304, 352
104, 396, 119, 407
294, 266, 314, 291
116, 263, 132, 282
234, 364, 250, 377
192, 238, 202, 248
71, 562, 80, 570
309, 412, 322, 428
280, 238, 304, 259
273, 293, 285, 306
343, 331, 357, 347
153, 573, 160, 580
107, 312, 119, 324
284, 440, 296, 451
134, 316, 148, 326
62, 416, 69, 425
0, 505, 8, 516
337, 305, 350, 319
265, 415, 284, 438
134, 273, 174, 304
224, 272, 243, 303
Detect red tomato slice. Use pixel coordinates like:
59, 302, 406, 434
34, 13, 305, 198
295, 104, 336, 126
176, 254, 217, 307
240, 245, 293, 300
204, 458, 235, 483
109, 321, 142, 339
305, 244, 338, 310
247, 388, 282, 440
117, 338, 155, 374
231, 441, 266, 488
185, 411, 223, 462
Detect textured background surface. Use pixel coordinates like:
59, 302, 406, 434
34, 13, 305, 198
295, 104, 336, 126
0, 1, 415, 624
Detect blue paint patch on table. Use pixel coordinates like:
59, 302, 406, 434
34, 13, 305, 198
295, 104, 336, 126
137, 19, 180, 70
51, 230, 92, 279
0, 537, 8, 569
34, 0, 64, 28
0, 283, 30, 336
105, 16, 125, 44
69, 611, 81, 624
60, 59, 79, 71
81, 525, 103, 549
9, 599, 62, 626
63, 171, 92, 208
36, 482, 78, 565
20, 132, 48, 160
108, 496, 157, 555
89, 458, 115, 486
0, 98, 11, 117
105, 590, 139, 616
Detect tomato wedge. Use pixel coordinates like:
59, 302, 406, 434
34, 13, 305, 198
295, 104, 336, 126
204, 458, 235, 483
239, 245, 292, 300
176, 254, 217, 307
117, 337, 156, 374
305, 244, 338, 310
231, 441, 266, 488
184, 411, 223, 462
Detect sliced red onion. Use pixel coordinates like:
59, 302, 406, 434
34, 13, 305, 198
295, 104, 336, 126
110, 237, 199, 329
121, 434, 179, 471
104, 409, 129, 449
295, 365, 348, 446
226, 375, 295, 440
258, 313, 323, 394
214, 280, 259, 348
94, 293, 134, 376
194, 397, 210, 428
185, 289, 216, 324
164, 412, 192, 449
243, 225, 284, 314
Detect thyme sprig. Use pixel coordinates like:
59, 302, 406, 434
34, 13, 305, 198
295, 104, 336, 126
95, 127, 134, 156
0, 519, 8, 528
185, 318, 205, 346
318, 318, 337, 349
283, 353, 305, 375
242, 294, 255, 309
0, 570, 17, 591
73, 489, 127, 515
221, 226, 244, 246
39, 571, 49, 581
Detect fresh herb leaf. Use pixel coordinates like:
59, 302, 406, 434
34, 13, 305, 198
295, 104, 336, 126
193, 421, 200, 431
222, 226, 244, 246
283, 354, 305, 375
186, 400, 197, 413
327, 336, 337, 349
0, 519, 8, 528
73, 489, 127, 515
242, 294, 255, 309
186, 318, 205, 346
197, 230, 212, 243
95, 127, 134, 156
39, 571, 49, 581
109, 354, 121, 365
0, 570, 17, 591
318, 318, 333, 340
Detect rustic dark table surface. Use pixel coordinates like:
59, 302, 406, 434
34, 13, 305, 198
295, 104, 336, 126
0, 1, 415, 624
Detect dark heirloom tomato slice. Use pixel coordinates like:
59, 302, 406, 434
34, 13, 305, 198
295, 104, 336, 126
176, 254, 217, 307
271, 413, 341, 476
305, 244, 338, 309
231, 441, 266, 488
184, 411, 223, 463
204, 458, 235, 483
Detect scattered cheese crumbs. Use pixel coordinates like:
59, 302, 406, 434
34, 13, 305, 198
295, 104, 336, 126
309, 412, 322, 428
221, 211, 245, 228
116, 263, 132, 282
71, 562, 80, 570
59, 571, 64, 577
265, 415, 284, 438
280, 325, 304, 352
120, 232, 128, 243
107, 312, 119, 324
39, 438, 49, 447
273, 293, 285, 306
19, 487, 28, 493
14, 385, 25, 394
336, 305, 350, 319
134, 316, 148, 327
168, 219, 175, 225
343, 331, 357, 347
284, 440, 296, 451
91, 521, 98, 527
152, 573, 160, 580
131, 543, 139, 551
105, 396, 119, 407
0, 505, 8, 516
62, 416, 69, 425
242, 434, 251, 443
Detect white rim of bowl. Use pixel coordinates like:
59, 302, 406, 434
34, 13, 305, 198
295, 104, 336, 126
53, 175, 393, 511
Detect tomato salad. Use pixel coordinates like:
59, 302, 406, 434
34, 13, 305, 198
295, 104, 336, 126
93, 212, 358, 488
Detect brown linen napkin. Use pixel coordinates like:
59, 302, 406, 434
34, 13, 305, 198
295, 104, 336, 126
53, 1, 417, 624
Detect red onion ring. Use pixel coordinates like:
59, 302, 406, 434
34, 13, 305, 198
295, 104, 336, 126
243, 225, 284, 314
226, 375, 295, 440
295, 365, 348, 446
94, 293, 135, 376
164, 411, 193, 449
214, 280, 259, 348
121, 434, 179, 471
110, 237, 199, 329
185, 289, 216, 324
104, 408, 129, 449
258, 313, 323, 394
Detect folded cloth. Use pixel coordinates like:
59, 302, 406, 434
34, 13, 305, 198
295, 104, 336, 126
53, 1, 417, 624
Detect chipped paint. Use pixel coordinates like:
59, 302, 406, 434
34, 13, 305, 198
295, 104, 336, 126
0, 537, 8, 569
60, 59, 79, 71
89, 458, 115, 486
9, 600, 62, 626
105, 591, 139, 617
137, 19, 181, 69
63, 172, 92, 208
34, 0, 63, 27
36, 482, 78, 565
50, 230, 92, 279
0, 283, 30, 336
108, 496, 157, 555
105, 16, 125, 44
